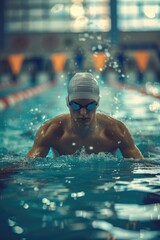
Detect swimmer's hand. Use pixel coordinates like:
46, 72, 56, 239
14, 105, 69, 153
0, 164, 19, 176
0, 165, 20, 191
0, 158, 32, 177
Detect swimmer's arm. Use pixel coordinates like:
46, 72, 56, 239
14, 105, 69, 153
26, 124, 50, 158
118, 122, 144, 160
120, 144, 144, 160
0, 163, 20, 176
26, 145, 49, 158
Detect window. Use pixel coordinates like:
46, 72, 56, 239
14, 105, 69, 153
118, 0, 160, 31
5, 0, 110, 33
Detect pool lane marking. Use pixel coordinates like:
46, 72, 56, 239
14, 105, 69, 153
109, 82, 160, 100
1, 80, 159, 111
0, 82, 55, 111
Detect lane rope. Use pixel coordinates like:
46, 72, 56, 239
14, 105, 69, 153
0, 82, 55, 111
109, 81, 160, 100
1, 78, 159, 111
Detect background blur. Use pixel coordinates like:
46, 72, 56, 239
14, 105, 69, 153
0, 0, 160, 90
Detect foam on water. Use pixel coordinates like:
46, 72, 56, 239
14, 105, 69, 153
0, 149, 160, 240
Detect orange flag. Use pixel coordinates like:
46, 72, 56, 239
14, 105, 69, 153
50, 53, 67, 73
8, 54, 24, 75
134, 51, 150, 72
92, 52, 108, 71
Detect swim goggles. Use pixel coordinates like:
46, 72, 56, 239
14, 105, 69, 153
69, 101, 98, 111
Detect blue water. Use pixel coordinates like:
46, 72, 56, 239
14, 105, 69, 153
0, 81, 160, 240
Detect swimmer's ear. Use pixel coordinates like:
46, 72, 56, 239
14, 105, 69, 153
96, 96, 100, 107
66, 97, 69, 107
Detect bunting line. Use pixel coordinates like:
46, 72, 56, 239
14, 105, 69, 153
133, 51, 150, 72
8, 54, 25, 75
92, 52, 109, 71
50, 53, 67, 73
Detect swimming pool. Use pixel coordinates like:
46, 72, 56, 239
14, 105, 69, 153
0, 79, 160, 240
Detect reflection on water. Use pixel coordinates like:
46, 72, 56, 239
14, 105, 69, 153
0, 83, 160, 239
0, 155, 160, 240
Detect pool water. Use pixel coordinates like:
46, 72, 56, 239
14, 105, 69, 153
0, 81, 160, 240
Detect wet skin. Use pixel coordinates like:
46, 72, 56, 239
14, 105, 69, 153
26, 99, 144, 159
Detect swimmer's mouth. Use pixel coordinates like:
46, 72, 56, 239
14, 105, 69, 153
76, 118, 90, 123
77, 118, 90, 120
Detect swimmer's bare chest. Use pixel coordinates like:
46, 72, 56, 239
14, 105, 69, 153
51, 132, 118, 155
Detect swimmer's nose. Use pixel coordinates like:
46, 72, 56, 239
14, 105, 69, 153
79, 107, 87, 116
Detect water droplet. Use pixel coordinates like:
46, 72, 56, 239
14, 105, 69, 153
77, 191, 85, 197
42, 198, 50, 204
97, 35, 102, 40
34, 186, 39, 191
49, 202, 56, 211
71, 193, 77, 198
89, 146, 94, 150
42, 205, 47, 210
23, 203, 29, 209
98, 44, 103, 50
84, 33, 89, 38
8, 219, 16, 227
79, 37, 86, 41
89, 35, 94, 39
13, 226, 24, 234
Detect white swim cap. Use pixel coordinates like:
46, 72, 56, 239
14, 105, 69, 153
67, 72, 100, 102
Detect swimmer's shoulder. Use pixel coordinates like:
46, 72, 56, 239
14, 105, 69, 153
33, 114, 70, 147
97, 112, 126, 132
96, 112, 120, 124
39, 113, 70, 135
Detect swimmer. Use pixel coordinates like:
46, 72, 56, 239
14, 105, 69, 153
26, 72, 143, 159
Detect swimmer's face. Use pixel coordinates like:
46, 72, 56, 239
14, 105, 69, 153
68, 99, 98, 126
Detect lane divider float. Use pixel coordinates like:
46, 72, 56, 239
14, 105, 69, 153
110, 81, 160, 100
0, 82, 55, 111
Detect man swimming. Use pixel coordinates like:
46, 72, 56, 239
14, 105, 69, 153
26, 72, 143, 159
